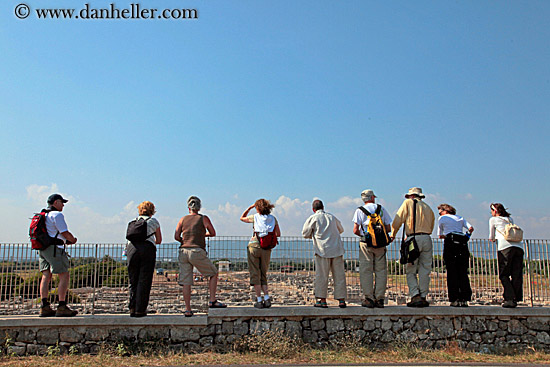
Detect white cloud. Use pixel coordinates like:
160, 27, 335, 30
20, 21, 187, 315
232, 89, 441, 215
26, 183, 59, 205
26, 184, 80, 206
329, 196, 362, 209
423, 192, 445, 207
4, 188, 550, 243
463, 193, 473, 200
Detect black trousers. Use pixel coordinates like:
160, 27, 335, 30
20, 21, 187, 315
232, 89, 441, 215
498, 247, 524, 302
127, 241, 156, 314
443, 237, 472, 302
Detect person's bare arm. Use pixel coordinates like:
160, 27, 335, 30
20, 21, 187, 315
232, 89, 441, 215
155, 227, 162, 244
203, 215, 216, 237
174, 218, 184, 244
274, 223, 281, 237
353, 223, 361, 237
61, 231, 77, 244
240, 205, 255, 223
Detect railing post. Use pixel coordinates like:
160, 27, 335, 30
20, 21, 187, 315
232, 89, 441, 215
524, 240, 534, 307
92, 244, 99, 315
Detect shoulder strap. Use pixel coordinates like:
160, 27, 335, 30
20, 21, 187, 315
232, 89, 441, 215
357, 206, 371, 235
375, 204, 382, 215
141, 217, 155, 239
412, 199, 417, 235
358, 206, 371, 216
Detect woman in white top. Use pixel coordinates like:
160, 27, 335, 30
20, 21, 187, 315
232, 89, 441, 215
240, 199, 281, 309
126, 201, 162, 317
489, 203, 523, 308
438, 204, 474, 307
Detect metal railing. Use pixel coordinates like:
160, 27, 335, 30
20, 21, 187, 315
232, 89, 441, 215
1, 237, 549, 314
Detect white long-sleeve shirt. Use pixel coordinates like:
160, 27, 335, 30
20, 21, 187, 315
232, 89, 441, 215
302, 210, 345, 258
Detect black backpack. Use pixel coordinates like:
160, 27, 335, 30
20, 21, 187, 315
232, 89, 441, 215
126, 217, 154, 243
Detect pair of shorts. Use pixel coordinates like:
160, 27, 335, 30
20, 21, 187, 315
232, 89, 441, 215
178, 248, 218, 286
39, 246, 70, 274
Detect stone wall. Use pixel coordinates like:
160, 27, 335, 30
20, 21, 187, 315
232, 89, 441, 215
1, 306, 550, 355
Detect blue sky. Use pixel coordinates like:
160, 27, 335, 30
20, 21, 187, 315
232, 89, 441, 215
1, 0, 549, 242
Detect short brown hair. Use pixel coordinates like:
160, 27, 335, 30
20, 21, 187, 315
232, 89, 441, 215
254, 199, 274, 215
437, 204, 456, 215
138, 201, 156, 216
312, 199, 324, 211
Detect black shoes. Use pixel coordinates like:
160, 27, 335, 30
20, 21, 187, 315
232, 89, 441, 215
407, 295, 429, 308
362, 298, 375, 308
502, 300, 518, 308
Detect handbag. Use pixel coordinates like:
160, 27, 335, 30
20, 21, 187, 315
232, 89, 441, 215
496, 217, 523, 242
400, 199, 421, 265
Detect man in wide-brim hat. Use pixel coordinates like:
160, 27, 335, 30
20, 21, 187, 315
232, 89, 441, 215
391, 187, 435, 307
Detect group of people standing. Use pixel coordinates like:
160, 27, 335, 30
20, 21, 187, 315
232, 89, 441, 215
303, 187, 524, 310
36, 188, 524, 318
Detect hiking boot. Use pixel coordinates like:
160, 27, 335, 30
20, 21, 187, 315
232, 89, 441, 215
254, 301, 265, 309
502, 300, 517, 308
460, 300, 469, 307
39, 304, 56, 317
263, 298, 272, 308
420, 297, 430, 307
55, 304, 78, 317
361, 298, 375, 308
450, 300, 460, 307
407, 295, 424, 308
374, 299, 384, 308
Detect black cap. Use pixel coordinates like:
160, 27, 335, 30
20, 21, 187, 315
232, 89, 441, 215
47, 193, 68, 205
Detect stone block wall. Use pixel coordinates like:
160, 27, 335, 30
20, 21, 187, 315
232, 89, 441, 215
1, 307, 549, 355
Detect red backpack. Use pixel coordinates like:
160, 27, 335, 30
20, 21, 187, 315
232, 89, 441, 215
29, 210, 55, 250
256, 231, 278, 250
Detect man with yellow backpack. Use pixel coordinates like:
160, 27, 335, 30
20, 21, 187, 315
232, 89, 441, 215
352, 189, 392, 308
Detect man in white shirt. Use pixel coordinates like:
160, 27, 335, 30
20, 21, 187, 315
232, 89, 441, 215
39, 194, 78, 317
352, 189, 392, 308
302, 200, 347, 308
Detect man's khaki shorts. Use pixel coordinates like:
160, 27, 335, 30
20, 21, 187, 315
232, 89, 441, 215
39, 246, 70, 274
178, 248, 218, 286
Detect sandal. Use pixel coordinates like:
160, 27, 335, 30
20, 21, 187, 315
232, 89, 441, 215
184, 310, 193, 317
209, 300, 227, 308
314, 301, 328, 308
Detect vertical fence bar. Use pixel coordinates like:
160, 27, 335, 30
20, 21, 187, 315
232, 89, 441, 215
92, 244, 99, 314
2, 238, 550, 314
525, 240, 533, 307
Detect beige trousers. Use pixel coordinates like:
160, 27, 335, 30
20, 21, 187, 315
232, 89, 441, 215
406, 234, 433, 298
314, 255, 347, 299
359, 242, 387, 301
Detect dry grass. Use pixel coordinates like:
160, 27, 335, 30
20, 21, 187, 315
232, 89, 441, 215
2, 337, 550, 367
